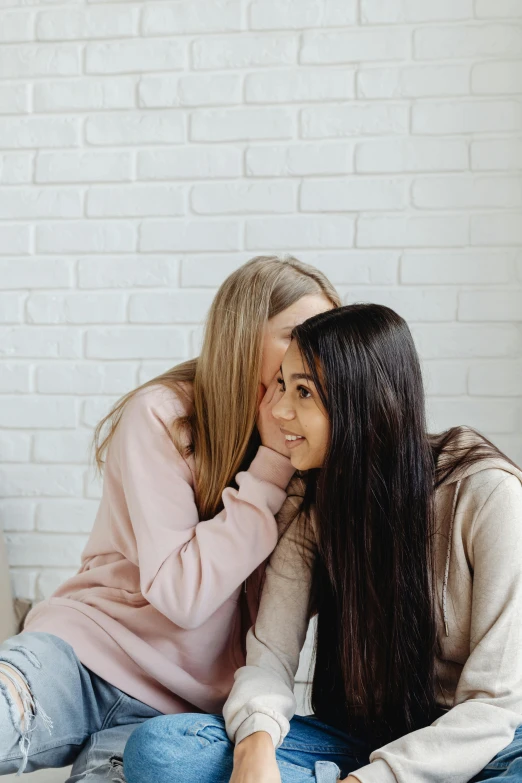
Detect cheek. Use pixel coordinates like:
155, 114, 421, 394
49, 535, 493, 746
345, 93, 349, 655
308, 415, 329, 456
294, 415, 328, 470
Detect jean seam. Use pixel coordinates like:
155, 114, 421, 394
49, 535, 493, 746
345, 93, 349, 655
483, 763, 510, 771
79, 728, 99, 776
282, 744, 359, 754
101, 693, 127, 731
116, 690, 162, 721
196, 732, 230, 745
279, 760, 314, 774
185, 722, 210, 738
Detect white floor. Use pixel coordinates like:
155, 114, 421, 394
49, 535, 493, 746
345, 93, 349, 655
5, 769, 72, 783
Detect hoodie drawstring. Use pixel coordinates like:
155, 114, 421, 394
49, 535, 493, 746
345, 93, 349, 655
442, 479, 461, 637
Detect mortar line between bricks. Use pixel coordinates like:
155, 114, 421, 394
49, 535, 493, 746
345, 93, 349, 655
3, 3, 522, 594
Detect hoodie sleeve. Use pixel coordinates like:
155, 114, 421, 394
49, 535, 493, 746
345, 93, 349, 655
353, 471, 522, 783
223, 511, 315, 747
108, 386, 295, 631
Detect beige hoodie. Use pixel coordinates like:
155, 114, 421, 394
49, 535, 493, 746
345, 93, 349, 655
224, 438, 522, 783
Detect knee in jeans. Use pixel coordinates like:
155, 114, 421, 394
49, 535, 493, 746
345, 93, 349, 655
0, 663, 35, 728
125, 718, 175, 769
0, 654, 53, 774
124, 715, 231, 783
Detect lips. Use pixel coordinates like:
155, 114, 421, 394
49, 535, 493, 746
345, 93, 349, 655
280, 429, 306, 449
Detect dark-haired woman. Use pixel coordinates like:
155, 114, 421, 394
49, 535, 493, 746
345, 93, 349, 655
123, 304, 522, 783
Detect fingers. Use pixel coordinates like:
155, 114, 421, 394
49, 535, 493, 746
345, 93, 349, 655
267, 375, 281, 406
260, 374, 281, 408
257, 383, 267, 408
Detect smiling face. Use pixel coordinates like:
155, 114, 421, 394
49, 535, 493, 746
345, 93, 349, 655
272, 339, 330, 471
259, 294, 334, 390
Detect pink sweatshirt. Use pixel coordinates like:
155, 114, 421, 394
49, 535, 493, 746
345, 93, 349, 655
25, 384, 295, 715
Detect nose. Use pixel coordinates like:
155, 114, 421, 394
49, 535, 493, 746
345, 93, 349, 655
272, 392, 295, 422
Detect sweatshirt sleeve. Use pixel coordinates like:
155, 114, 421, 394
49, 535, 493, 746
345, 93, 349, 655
354, 473, 522, 783
223, 511, 315, 747
109, 387, 295, 630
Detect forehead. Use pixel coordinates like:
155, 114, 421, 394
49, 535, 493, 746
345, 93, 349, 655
281, 340, 307, 373
270, 294, 332, 330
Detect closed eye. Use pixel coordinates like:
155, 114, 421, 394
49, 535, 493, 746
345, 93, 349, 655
277, 377, 286, 392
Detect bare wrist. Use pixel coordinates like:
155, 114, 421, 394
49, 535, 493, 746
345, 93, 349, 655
234, 731, 275, 759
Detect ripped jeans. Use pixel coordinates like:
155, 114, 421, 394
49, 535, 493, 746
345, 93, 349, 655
0, 632, 161, 781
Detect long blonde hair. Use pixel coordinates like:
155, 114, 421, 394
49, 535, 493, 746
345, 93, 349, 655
94, 256, 340, 519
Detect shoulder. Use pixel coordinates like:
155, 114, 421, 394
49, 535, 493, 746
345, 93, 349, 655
456, 469, 522, 553
122, 382, 193, 428
112, 383, 194, 460
464, 471, 522, 579
436, 465, 522, 543
463, 468, 522, 512
105, 383, 195, 481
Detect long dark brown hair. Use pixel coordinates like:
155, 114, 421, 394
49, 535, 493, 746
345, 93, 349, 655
291, 304, 517, 745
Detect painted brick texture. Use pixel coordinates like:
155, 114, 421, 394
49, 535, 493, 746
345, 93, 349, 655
0, 0, 521, 640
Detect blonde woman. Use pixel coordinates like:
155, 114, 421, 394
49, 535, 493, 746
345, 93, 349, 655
0, 257, 339, 782
0, 532, 16, 643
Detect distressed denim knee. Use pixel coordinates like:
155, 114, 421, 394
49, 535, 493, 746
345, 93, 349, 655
0, 630, 159, 779
0, 643, 53, 775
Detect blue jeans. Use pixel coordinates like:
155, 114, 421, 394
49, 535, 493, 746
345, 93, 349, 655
0, 632, 161, 780
123, 712, 522, 783
124, 713, 370, 783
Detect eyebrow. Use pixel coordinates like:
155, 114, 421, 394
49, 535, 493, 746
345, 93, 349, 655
279, 365, 314, 383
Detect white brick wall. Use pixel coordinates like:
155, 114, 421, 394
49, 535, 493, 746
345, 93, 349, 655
0, 1, 521, 626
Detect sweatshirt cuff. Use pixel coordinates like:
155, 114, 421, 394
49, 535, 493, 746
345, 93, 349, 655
248, 446, 295, 490
352, 760, 397, 783
234, 713, 282, 749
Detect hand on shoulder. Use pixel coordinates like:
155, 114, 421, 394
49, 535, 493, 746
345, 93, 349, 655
257, 376, 291, 458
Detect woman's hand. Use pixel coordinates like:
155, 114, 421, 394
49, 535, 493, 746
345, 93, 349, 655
257, 376, 290, 458
230, 733, 281, 783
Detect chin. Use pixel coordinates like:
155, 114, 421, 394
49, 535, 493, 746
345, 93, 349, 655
291, 455, 312, 471
289, 454, 303, 469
